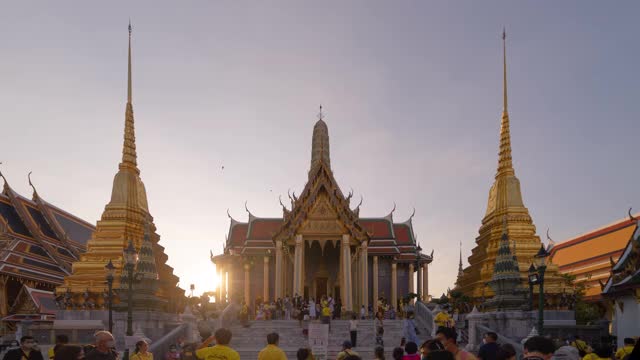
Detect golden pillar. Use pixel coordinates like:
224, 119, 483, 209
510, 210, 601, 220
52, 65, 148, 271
263, 256, 270, 301
422, 263, 429, 300
342, 234, 353, 312
0, 276, 7, 317
217, 264, 224, 303
275, 240, 283, 299
361, 242, 368, 312
373, 256, 379, 306
409, 263, 415, 294
293, 234, 304, 296
391, 262, 397, 309
244, 263, 250, 303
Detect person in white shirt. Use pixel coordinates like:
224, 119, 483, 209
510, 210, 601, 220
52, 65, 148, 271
359, 305, 366, 320
349, 314, 359, 348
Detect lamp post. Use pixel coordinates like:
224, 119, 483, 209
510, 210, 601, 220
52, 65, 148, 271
415, 244, 422, 302
104, 259, 115, 333
527, 263, 536, 312
534, 245, 549, 335
123, 239, 139, 360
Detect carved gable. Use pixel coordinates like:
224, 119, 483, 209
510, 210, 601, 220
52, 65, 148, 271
273, 163, 368, 244
299, 191, 347, 238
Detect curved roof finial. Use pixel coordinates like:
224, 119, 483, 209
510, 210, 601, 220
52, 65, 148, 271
356, 195, 363, 209
279, 195, 289, 211
629, 207, 636, 221
28, 171, 39, 199
0, 162, 7, 187
409, 207, 416, 221
244, 201, 251, 214
546, 228, 557, 252
292, 191, 298, 202
226, 208, 232, 219
390, 202, 396, 214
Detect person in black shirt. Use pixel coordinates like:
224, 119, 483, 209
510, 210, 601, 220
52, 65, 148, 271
478, 332, 499, 360
2, 336, 44, 360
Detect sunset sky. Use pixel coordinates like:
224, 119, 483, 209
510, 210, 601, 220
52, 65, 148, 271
1, 1, 639, 297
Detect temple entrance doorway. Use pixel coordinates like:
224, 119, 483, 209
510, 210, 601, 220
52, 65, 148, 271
315, 277, 328, 300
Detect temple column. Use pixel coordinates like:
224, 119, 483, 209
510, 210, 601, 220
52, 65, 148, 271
221, 267, 227, 303
422, 263, 429, 300
263, 256, 270, 301
372, 256, 379, 308
341, 234, 353, 312
409, 263, 414, 294
0, 276, 8, 317
391, 262, 397, 309
275, 240, 283, 299
353, 252, 360, 308
217, 265, 224, 303
361, 242, 368, 313
293, 235, 304, 296
244, 263, 250, 303
417, 263, 423, 301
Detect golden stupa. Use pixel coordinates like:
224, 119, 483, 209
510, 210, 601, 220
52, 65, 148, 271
56, 25, 181, 310
456, 31, 567, 302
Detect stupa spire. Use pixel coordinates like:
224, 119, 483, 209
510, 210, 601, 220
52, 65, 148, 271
458, 241, 464, 278
121, 21, 138, 170
310, 105, 331, 172
496, 28, 514, 178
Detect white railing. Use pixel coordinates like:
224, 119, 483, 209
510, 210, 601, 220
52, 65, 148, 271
476, 324, 524, 358
414, 301, 435, 338
149, 324, 188, 360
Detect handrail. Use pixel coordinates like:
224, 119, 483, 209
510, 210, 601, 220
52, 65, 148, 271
414, 301, 435, 338
149, 323, 188, 360
476, 324, 524, 358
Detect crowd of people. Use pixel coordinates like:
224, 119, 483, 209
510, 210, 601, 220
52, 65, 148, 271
245, 295, 422, 323
3, 313, 637, 360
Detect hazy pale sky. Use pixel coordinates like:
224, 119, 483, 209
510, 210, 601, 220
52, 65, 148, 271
1, 1, 639, 297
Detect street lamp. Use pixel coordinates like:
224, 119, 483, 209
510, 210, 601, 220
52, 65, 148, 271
104, 259, 115, 333
534, 244, 549, 335
415, 244, 422, 302
123, 239, 139, 360
527, 263, 537, 312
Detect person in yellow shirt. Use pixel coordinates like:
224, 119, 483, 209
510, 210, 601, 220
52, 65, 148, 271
434, 308, 453, 329
615, 338, 635, 360
48, 335, 69, 360
584, 345, 613, 360
195, 328, 240, 360
131, 340, 153, 360
571, 336, 592, 358
258, 333, 287, 360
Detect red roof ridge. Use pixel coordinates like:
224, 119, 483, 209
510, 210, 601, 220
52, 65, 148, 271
551, 212, 640, 253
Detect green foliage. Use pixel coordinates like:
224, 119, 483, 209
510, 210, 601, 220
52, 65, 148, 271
575, 301, 601, 325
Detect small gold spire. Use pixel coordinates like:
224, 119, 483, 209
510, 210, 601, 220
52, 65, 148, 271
496, 28, 514, 178
503, 28, 507, 112
121, 21, 138, 169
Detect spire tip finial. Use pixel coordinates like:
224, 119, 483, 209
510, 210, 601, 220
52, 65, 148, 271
317, 105, 324, 121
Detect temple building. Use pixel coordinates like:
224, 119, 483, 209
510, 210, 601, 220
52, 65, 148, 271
602, 213, 640, 347
56, 25, 182, 311
456, 32, 567, 302
550, 211, 638, 301
0, 172, 94, 320
211, 109, 432, 312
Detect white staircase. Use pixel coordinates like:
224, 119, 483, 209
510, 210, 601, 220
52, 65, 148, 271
225, 319, 430, 359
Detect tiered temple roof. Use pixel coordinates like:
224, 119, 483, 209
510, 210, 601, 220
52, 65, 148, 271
550, 212, 638, 300
223, 208, 424, 261
602, 214, 640, 299
0, 174, 92, 287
